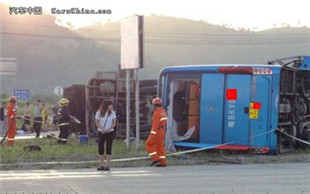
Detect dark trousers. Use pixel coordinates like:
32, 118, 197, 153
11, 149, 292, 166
58, 125, 70, 144
24, 116, 30, 125
33, 117, 42, 137
98, 131, 114, 155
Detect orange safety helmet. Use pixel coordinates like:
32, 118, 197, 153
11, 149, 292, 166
152, 97, 162, 105
9, 96, 17, 102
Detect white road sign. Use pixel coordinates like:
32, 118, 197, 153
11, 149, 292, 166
54, 86, 64, 96
121, 15, 144, 69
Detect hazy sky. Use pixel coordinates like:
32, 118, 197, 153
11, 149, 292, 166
3, 0, 310, 30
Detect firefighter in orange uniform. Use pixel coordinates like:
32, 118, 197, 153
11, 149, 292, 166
145, 97, 168, 167
7, 96, 17, 146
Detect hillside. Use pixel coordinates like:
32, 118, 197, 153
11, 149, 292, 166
77, 15, 310, 70
0, 3, 118, 95
1, 3, 310, 95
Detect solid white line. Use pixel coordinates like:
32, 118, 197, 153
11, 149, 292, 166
0, 170, 159, 180
0, 170, 151, 177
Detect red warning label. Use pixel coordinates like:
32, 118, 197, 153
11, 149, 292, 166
226, 89, 237, 100
252, 102, 261, 110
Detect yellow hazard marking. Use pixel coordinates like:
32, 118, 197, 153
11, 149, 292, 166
249, 102, 259, 119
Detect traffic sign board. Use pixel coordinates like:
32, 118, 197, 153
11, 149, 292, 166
121, 15, 144, 69
13, 89, 30, 100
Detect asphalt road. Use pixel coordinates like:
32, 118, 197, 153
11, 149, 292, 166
0, 163, 309, 194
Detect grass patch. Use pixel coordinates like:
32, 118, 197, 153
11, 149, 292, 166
0, 137, 226, 170
0, 137, 148, 169
1, 137, 309, 170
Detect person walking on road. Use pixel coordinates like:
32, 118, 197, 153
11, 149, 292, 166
33, 99, 43, 138
96, 101, 117, 171
145, 97, 168, 167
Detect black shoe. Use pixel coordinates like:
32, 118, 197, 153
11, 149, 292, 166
104, 166, 110, 171
97, 166, 105, 171
156, 164, 167, 167
57, 140, 67, 144
150, 160, 160, 166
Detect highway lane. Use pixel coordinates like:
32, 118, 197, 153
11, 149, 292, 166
0, 163, 309, 194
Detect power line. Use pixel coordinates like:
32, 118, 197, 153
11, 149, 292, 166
2, 21, 119, 34
3, 21, 310, 38
0, 31, 119, 42
1, 31, 310, 45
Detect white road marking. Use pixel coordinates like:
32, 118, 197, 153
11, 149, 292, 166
0, 169, 160, 180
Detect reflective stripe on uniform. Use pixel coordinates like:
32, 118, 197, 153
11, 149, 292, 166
7, 138, 15, 141
10, 116, 14, 119
58, 123, 70, 126
160, 117, 168, 121
159, 156, 166, 159
150, 131, 157, 134
149, 152, 157, 156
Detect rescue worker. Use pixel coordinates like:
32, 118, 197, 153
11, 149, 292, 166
6, 96, 17, 146
145, 97, 168, 167
56, 98, 71, 144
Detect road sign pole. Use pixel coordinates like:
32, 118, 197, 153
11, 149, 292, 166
121, 15, 144, 149
126, 69, 130, 148
135, 68, 140, 150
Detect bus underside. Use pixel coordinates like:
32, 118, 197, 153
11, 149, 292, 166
274, 57, 310, 153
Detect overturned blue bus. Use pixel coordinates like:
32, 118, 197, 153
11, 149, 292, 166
158, 56, 310, 154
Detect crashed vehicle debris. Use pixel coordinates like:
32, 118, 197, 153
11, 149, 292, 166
64, 70, 157, 138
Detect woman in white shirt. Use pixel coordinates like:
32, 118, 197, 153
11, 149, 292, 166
95, 101, 117, 171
